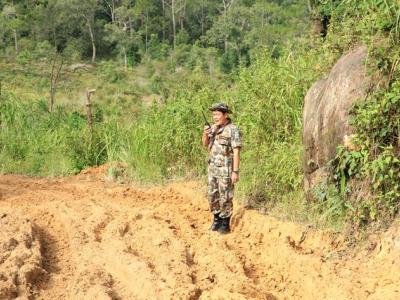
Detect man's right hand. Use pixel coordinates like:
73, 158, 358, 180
203, 126, 212, 136
202, 126, 212, 148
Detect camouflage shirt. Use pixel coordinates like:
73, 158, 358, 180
208, 121, 242, 178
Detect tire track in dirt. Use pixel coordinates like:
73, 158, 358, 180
0, 177, 77, 299
1, 170, 400, 299
153, 184, 278, 299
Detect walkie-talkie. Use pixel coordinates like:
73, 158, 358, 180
202, 111, 211, 129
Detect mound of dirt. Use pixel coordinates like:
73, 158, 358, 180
0, 213, 44, 299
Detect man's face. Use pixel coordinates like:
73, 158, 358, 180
212, 110, 228, 126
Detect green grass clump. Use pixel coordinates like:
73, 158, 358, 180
0, 92, 107, 176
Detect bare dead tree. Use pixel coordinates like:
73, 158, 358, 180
49, 52, 64, 113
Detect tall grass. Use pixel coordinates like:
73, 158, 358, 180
0, 92, 107, 175
1, 45, 325, 209
231, 48, 324, 205
111, 47, 325, 201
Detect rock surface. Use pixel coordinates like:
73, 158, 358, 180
303, 45, 371, 191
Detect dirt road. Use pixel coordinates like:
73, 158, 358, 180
0, 166, 399, 299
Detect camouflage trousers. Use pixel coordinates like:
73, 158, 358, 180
207, 175, 234, 218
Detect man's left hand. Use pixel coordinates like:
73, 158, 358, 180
231, 172, 239, 184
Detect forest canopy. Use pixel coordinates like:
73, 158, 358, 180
0, 0, 309, 70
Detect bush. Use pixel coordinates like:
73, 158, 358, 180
218, 50, 238, 73
147, 35, 170, 60
34, 41, 54, 59
97, 61, 127, 83
16, 50, 32, 65
63, 38, 85, 62
176, 29, 190, 45
332, 82, 400, 225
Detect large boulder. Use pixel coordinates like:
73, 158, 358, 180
303, 45, 372, 192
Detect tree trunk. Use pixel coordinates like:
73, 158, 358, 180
162, 0, 166, 40
201, 0, 204, 36
223, 1, 228, 53
53, 26, 57, 49
104, 0, 115, 23
49, 56, 56, 113
145, 12, 148, 53
13, 29, 18, 56
50, 89, 56, 112
172, 0, 176, 49
87, 21, 96, 62
111, 0, 115, 23
261, 9, 264, 27
180, 1, 185, 31
221, 0, 235, 53
307, 0, 314, 13
10, 0, 18, 56
123, 47, 127, 71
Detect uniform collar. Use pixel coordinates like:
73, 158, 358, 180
214, 119, 230, 134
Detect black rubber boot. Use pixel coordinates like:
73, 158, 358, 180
218, 216, 231, 234
209, 213, 221, 231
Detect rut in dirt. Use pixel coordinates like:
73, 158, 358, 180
0, 169, 399, 299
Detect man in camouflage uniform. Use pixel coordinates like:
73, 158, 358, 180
202, 103, 242, 234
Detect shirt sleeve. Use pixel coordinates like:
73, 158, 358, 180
231, 126, 242, 149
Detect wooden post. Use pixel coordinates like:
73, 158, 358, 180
85, 89, 96, 133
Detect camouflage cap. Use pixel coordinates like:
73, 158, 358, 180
209, 102, 232, 113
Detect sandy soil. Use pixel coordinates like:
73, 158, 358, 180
0, 166, 399, 299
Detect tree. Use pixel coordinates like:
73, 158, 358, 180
27, 0, 62, 50
221, 0, 235, 52
134, 0, 158, 54
164, 0, 186, 48
104, 2, 140, 69
58, 0, 100, 62
1, 4, 21, 56
102, 0, 120, 23
205, 1, 250, 53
